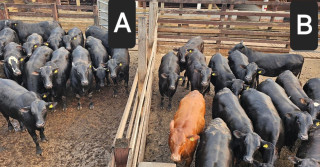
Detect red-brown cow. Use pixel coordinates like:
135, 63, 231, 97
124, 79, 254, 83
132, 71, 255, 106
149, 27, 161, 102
169, 90, 206, 167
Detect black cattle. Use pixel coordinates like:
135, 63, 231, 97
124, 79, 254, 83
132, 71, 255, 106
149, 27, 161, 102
62, 27, 84, 51
85, 26, 112, 56
105, 48, 130, 97
185, 49, 211, 95
85, 36, 108, 90
9, 20, 61, 43
276, 70, 320, 120
228, 50, 265, 88
195, 118, 233, 167
0, 27, 19, 59
3, 42, 24, 84
22, 33, 43, 57
240, 89, 284, 165
0, 20, 13, 31
289, 126, 320, 167
212, 88, 274, 165
45, 27, 65, 51
37, 47, 70, 111
229, 42, 304, 77
304, 78, 320, 117
70, 46, 94, 110
208, 53, 248, 96
258, 79, 313, 147
0, 78, 57, 155
24, 46, 53, 94
158, 51, 183, 110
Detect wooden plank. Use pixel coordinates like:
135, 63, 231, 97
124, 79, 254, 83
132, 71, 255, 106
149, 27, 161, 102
148, 2, 158, 46
56, 0, 61, 5
4, 3, 9, 19
76, 0, 81, 12
58, 13, 94, 18
158, 27, 220, 34
52, 3, 58, 21
136, 0, 292, 6
8, 12, 52, 17
138, 17, 147, 97
6, 4, 52, 9
158, 18, 290, 27
126, 93, 139, 139
139, 162, 176, 167
93, 5, 99, 26
57, 5, 93, 10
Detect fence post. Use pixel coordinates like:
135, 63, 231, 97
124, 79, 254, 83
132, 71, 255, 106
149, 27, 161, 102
138, 17, 147, 97
4, 3, 9, 19
52, 3, 58, 21
93, 5, 99, 26
148, 1, 157, 47
76, 0, 81, 12
56, 0, 61, 5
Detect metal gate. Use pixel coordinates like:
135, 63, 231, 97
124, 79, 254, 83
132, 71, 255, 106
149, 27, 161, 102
97, 0, 108, 30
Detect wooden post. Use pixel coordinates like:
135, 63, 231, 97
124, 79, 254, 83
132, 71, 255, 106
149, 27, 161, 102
76, 0, 81, 12
206, 4, 212, 28
93, 5, 99, 26
3, 3, 9, 20
52, 3, 58, 21
138, 17, 147, 97
148, 2, 157, 47
56, 0, 61, 5
216, 4, 227, 52
114, 138, 130, 167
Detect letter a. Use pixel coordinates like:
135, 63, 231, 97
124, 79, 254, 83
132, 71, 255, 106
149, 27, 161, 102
298, 14, 312, 35
114, 12, 131, 33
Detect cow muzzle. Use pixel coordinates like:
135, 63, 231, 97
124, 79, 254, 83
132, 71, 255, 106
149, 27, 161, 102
171, 154, 181, 162
299, 134, 308, 140
14, 70, 21, 76
81, 80, 89, 86
45, 83, 53, 89
201, 81, 209, 87
243, 156, 253, 163
100, 83, 105, 87
245, 76, 252, 82
36, 122, 45, 128
169, 85, 175, 90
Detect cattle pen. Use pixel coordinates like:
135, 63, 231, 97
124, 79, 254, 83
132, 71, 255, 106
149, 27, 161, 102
0, 1, 320, 167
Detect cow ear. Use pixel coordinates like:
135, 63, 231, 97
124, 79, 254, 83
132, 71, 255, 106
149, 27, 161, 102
46, 102, 58, 109
285, 113, 293, 119
313, 119, 320, 128
288, 156, 301, 164
233, 130, 245, 139
187, 134, 200, 142
32, 71, 39, 75
19, 106, 31, 113
16, 45, 22, 50
173, 48, 179, 52
257, 68, 265, 75
161, 73, 168, 79
260, 140, 274, 150
300, 98, 307, 105
170, 120, 175, 132
239, 64, 246, 69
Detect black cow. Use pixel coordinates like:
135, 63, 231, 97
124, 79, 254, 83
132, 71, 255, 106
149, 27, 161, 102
173, 36, 204, 86
228, 50, 265, 88
289, 126, 320, 167
0, 27, 19, 59
85, 26, 112, 56
0, 78, 57, 155
70, 46, 94, 110
9, 20, 61, 43
304, 78, 320, 118
0, 20, 9, 30
105, 48, 130, 97
3, 42, 24, 84
62, 27, 84, 51
85, 36, 108, 90
45, 27, 65, 51
229, 42, 304, 77
38, 47, 71, 111
212, 88, 274, 165
158, 51, 183, 110
24, 46, 53, 94
276, 70, 320, 120
195, 118, 233, 167
185, 49, 211, 95
258, 79, 313, 147
240, 89, 284, 165
22, 33, 43, 57
208, 53, 248, 96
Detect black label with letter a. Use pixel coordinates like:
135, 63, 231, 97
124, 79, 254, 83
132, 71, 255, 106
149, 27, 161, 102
108, 0, 136, 48
290, 0, 318, 50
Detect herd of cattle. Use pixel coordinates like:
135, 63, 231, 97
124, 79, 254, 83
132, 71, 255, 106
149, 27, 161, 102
0, 20, 130, 155
162, 37, 320, 166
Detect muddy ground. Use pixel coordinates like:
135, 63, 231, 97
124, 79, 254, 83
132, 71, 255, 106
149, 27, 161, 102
144, 48, 320, 167
0, 51, 138, 167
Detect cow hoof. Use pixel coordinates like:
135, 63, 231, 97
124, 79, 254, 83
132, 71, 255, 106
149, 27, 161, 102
113, 94, 118, 98
63, 107, 67, 112
41, 138, 48, 143
77, 106, 82, 110
20, 127, 26, 132
167, 107, 172, 111
36, 150, 43, 155
160, 105, 164, 110
89, 104, 94, 110
8, 126, 14, 132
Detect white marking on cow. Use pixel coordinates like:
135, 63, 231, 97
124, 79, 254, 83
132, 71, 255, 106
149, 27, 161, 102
8, 56, 18, 66
315, 103, 320, 107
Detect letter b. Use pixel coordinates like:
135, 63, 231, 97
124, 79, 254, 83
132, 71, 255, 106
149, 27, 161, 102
297, 15, 312, 35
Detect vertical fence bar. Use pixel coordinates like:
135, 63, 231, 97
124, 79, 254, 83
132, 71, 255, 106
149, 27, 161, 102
52, 3, 58, 21
148, 2, 157, 47
93, 5, 99, 26
138, 16, 147, 97
56, 0, 61, 5
4, 3, 9, 19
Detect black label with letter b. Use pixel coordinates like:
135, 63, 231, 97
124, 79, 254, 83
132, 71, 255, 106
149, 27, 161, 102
108, 0, 136, 48
290, 0, 318, 50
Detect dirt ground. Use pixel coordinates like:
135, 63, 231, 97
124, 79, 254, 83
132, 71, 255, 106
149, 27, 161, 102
144, 47, 320, 167
0, 51, 138, 167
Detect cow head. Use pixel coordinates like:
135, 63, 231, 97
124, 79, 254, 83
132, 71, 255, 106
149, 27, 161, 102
173, 47, 191, 65
288, 156, 320, 167
287, 111, 313, 140
19, 100, 57, 128
33, 63, 59, 90
169, 120, 200, 163
233, 130, 274, 164
22, 42, 39, 57
300, 98, 320, 120
92, 65, 107, 88
6, 56, 23, 76
229, 41, 246, 54
105, 59, 123, 79
72, 62, 91, 87
47, 37, 62, 51
241, 63, 265, 84
227, 79, 249, 96
160, 72, 184, 91
63, 35, 81, 51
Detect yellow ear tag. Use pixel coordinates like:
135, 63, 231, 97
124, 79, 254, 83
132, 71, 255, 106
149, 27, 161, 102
14, 23, 17, 26
73, 37, 77, 40
189, 50, 192, 53
54, 70, 58, 74
189, 137, 194, 141
258, 71, 262, 74
263, 144, 268, 148
89, 65, 92, 68
316, 122, 320, 127
212, 73, 216, 76
119, 63, 122, 66
34, 45, 37, 48
43, 94, 47, 98
44, 43, 49, 46
20, 58, 24, 62
246, 87, 249, 90
49, 104, 53, 109
179, 78, 183, 81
